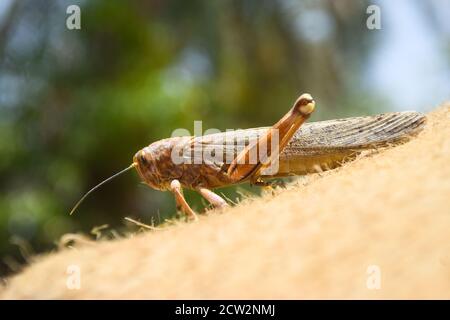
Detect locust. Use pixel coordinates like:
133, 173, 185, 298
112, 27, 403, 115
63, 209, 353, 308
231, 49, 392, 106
70, 93, 426, 220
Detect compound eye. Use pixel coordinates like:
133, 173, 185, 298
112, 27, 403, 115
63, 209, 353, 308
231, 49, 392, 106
140, 152, 148, 165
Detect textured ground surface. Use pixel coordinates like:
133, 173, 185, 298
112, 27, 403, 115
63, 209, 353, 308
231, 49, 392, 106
1, 104, 449, 299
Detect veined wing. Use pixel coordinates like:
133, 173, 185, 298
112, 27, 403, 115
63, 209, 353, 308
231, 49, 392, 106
194, 111, 426, 176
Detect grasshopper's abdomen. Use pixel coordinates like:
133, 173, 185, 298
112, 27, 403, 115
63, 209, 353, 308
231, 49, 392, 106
271, 110, 426, 176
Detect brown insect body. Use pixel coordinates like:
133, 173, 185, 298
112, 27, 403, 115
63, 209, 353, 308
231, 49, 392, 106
71, 94, 426, 220
134, 137, 233, 191
134, 110, 426, 190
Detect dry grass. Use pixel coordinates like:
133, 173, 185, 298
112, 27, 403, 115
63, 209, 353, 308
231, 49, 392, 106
1, 104, 449, 299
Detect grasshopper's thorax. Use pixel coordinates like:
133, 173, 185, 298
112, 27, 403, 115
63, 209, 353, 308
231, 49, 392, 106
133, 137, 232, 190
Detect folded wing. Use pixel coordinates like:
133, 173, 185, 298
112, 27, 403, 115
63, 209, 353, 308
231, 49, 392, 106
195, 111, 426, 177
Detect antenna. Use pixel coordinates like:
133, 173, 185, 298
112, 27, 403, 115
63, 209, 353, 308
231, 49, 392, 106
69, 163, 137, 216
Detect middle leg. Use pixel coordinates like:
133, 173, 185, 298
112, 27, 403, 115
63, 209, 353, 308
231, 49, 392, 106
198, 188, 229, 209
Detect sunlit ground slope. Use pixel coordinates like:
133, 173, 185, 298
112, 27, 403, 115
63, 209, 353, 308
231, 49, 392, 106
1, 104, 449, 299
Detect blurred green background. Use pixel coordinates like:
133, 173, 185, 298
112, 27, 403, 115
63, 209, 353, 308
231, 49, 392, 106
0, 0, 449, 276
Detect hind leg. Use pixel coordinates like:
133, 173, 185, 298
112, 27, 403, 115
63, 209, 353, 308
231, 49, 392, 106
226, 93, 315, 183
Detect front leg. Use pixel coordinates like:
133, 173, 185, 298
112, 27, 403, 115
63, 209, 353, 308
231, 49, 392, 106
170, 180, 198, 221
227, 93, 316, 182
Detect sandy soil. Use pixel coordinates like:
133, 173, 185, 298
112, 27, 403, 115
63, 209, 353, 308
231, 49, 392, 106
1, 104, 449, 299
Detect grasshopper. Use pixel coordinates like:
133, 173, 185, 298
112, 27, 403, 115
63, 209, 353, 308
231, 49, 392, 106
70, 93, 426, 220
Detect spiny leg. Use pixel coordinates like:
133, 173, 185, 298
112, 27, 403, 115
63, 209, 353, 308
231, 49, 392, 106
250, 178, 285, 188
170, 180, 198, 221
250, 178, 272, 187
198, 188, 229, 209
250, 178, 286, 195
227, 93, 316, 183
